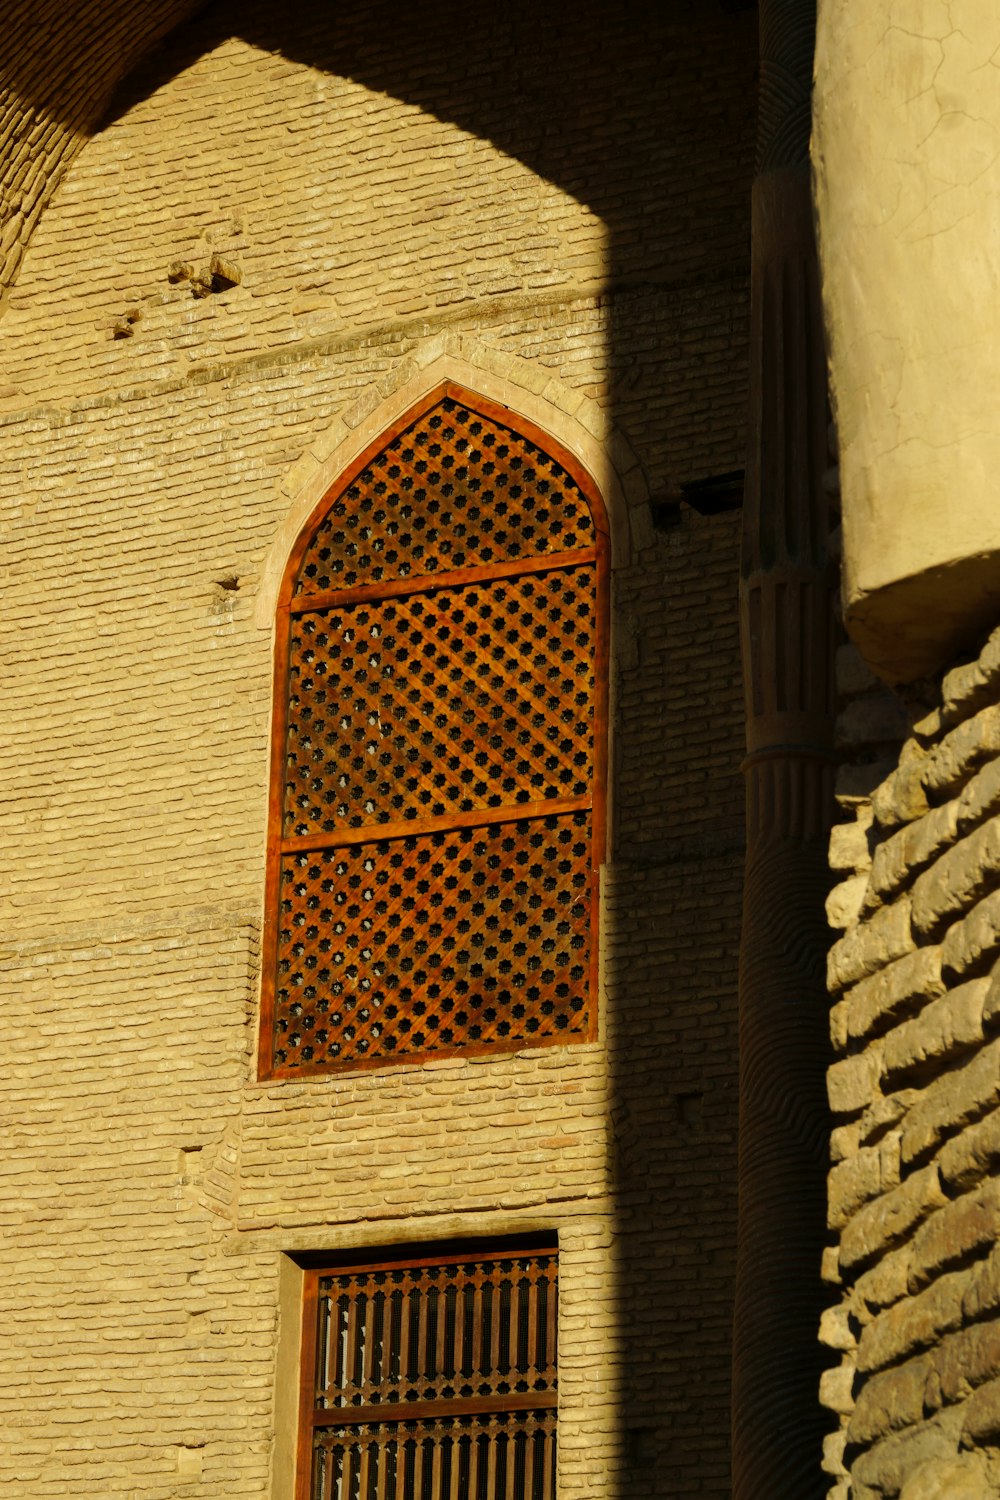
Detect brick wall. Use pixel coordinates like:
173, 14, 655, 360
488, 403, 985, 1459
0, 4, 754, 1496
822, 628, 1000, 1498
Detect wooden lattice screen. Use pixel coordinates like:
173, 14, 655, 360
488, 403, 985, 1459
298, 1246, 558, 1500
260, 384, 608, 1078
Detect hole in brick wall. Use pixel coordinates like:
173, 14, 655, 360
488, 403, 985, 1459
679, 470, 745, 515
626, 1427, 657, 1469
649, 492, 683, 531
167, 254, 243, 297
676, 1091, 703, 1128
209, 253, 241, 292
178, 1144, 204, 1182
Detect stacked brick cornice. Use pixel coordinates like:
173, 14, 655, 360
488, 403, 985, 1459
822, 628, 1000, 1498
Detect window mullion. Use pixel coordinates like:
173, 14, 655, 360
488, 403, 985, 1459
279, 793, 593, 855
288, 545, 597, 615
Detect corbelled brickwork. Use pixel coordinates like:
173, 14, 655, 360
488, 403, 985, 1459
822, 627, 1000, 1498
0, 4, 754, 1497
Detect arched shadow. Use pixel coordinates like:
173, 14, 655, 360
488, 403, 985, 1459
106, 1, 756, 1491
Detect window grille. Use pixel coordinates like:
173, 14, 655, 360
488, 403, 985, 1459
260, 384, 608, 1078
298, 1245, 558, 1500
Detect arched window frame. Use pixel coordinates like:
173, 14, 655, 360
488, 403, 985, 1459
258, 381, 610, 1080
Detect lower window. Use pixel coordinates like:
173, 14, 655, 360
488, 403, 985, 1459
297, 1242, 558, 1499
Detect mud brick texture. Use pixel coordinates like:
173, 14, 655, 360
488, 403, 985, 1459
822, 629, 1000, 1499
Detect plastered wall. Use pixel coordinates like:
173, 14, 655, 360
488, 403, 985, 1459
814, 2, 1000, 684
0, 4, 754, 1496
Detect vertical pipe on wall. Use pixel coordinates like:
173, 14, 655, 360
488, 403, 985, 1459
733, 1, 836, 1496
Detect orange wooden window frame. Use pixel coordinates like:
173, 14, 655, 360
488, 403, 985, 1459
258, 382, 610, 1080
295, 1238, 559, 1500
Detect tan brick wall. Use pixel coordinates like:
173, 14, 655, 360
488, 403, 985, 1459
822, 629, 1000, 1499
0, 5, 753, 1496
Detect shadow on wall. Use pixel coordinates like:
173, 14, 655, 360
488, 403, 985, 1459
98, 2, 754, 1493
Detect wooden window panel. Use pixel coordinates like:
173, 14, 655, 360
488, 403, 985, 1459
297, 1244, 558, 1500
260, 383, 609, 1079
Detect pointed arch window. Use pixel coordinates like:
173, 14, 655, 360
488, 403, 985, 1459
259, 384, 608, 1079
